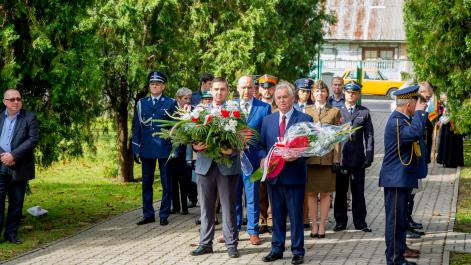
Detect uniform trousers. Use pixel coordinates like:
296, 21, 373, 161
197, 163, 239, 248
334, 167, 368, 228
168, 157, 189, 212
141, 158, 171, 220
0, 165, 27, 238
384, 187, 411, 265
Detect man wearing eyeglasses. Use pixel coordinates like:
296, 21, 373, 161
0, 89, 39, 244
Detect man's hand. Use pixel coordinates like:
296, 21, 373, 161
221, 148, 233, 156
133, 154, 141, 164
193, 142, 208, 152
0, 152, 15, 166
415, 99, 428, 111
282, 153, 299, 162
260, 158, 265, 169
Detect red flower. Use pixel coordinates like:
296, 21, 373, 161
232, 111, 241, 119
221, 109, 230, 118
191, 117, 198, 123
286, 136, 310, 148
204, 115, 212, 125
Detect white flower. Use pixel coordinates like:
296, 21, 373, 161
223, 119, 238, 133
182, 113, 191, 120
210, 108, 221, 116
225, 100, 240, 112
191, 111, 200, 119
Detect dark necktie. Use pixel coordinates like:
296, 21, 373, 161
349, 107, 354, 115
279, 114, 286, 137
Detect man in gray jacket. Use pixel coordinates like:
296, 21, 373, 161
190, 77, 241, 258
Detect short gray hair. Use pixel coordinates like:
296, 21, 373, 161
396, 98, 416, 106
418, 81, 433, 93
175, 87, 192, 97
274, 80, 295, 98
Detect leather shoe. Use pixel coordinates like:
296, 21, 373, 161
4, 234, 22, 244
333, 224, 347, 231
160, 218, 169, 226
408, 220, 423, 230
181, 210, 189, 215
260, 225, 270, 234
407, 247, 421, 254
227, 247, 240, 258
303, 223, 311, 229
136, 217, 155, 225
404, 248, 420, 258
409, 228, 425, 236
249, 234, 262, 245
190, 245, 213, 256
262, 252, 283, 262
356, 226, 372, 232
291, 254, 304, 264
406, 229, 421, 239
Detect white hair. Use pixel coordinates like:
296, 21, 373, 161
396, 98, 416, 106
176, 87, 192, 97
274, 81, 295, 98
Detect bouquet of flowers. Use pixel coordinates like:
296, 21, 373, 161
157, 101, 257, 167
251, 122, 361, 182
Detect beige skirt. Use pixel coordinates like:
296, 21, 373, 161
306, 165, 336, 193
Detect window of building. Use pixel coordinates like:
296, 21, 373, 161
362, 48, 395, 60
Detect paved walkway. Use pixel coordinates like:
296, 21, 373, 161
3, 112, 466, 265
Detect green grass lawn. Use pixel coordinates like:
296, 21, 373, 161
450, 139, 471, 265
0, 132, 160, 261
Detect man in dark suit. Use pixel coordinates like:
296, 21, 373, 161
132, 71, 177, 226
190, 73, 214, 106
259, 81, 313, 265
379, 85, 428, 265
334, 81, 374, 232
235, 75, 271, 245
190, 77, 241, 259
0, 89, 39, 244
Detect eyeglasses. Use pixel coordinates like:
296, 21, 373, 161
4, 97, 22, 102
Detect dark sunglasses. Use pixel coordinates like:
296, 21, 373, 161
4, 97, 22, 102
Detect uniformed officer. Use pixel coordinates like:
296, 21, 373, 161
257, 74, 278, 112
379, 85, 428, 265
132, 71, 177, 226
333, 81, 374, 232
294, 78, 314, 112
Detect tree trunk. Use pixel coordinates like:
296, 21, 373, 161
117, 77, 134, 182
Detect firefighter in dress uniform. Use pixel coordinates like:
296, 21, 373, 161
379, 85, 428, 265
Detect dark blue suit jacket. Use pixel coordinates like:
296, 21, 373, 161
258, 109, 313, 186
190, 91, 202, 106
379, 110, 428, 188
132, 96, 177, 159
240, 98, 271, 172
339, 104, 374, 167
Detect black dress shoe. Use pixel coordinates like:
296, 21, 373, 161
262, 252, 283, 262
260, 225, 269, 234
181, 210, 189, 215
291, 254, 304, 264
227, 247, 240, 258
170, 209, 179, 214
408, 228, 425, 235
195, 218, 201, 225
4, 234, 22, 244
309, 232, 318, 238
137, 217, 155, 225
160, 218, 169, 226
190, 245, 213, 256
333, 224, 347, 231
303, 223, 311, 229
318, 234, 326, 239
406, 229, 421, 239
409, 220, 423, 230
355, 226, 372, 232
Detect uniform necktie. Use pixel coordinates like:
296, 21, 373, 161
349, 107, 354, 115
279, 114, 286, 137
153, 98, 158, 106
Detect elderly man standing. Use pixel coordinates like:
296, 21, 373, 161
259, 81, 313, 265
191, 77, 241, 258
235, 75, 271, 245
0, 89, 39, 244
327, 76, 345, 108
379, 85, 428, 265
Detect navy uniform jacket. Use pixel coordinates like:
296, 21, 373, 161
132, 96, 177, 159
258, 109, 313, 186
339, 105, 374, 167
379, 110, 428, 188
